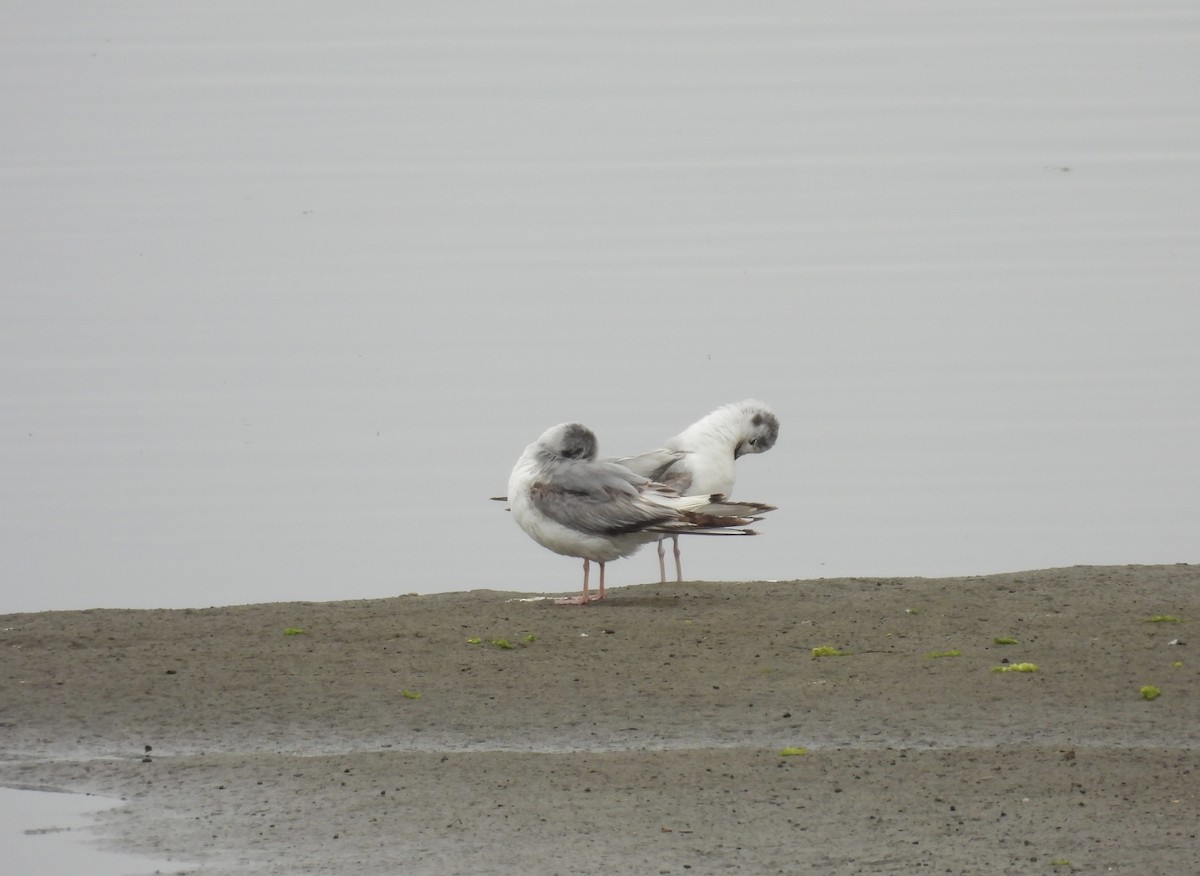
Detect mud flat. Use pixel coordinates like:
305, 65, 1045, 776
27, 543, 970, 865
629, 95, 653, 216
2, 565, 1197, 874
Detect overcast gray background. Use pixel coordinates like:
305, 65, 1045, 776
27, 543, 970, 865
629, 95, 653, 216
3, 1, 1198, 613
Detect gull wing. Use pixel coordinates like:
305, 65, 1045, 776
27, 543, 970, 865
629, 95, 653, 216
612, 448, 693, 493
529, 461, 676, 536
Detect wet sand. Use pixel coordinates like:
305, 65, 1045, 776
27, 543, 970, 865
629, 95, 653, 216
2, 565, 1197, 874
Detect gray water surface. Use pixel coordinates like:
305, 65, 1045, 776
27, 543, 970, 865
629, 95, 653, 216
3, 1, 1198, 613
0, 786, 190, 875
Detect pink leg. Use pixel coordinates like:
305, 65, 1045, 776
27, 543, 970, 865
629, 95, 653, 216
555, 558, 594, 605
657, 538, 667, 583
596, 561, 606, 601
672, 535, 683, 582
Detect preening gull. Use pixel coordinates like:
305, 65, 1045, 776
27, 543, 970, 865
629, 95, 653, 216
616, 399, 779, 583
508, 422, 775, 604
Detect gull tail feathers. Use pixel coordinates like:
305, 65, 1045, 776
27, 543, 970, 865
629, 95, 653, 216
678, 510, 758, 529
654, 507, 759, 531
648, 525, 759, 537
700, 494, 777, 517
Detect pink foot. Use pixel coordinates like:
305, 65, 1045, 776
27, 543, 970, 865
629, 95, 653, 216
553, 559, 607, 604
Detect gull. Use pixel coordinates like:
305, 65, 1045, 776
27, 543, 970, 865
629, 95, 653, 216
508, 422, 775, 605
615, 399, 779, 583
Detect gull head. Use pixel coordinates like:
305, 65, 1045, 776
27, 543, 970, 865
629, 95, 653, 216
539, 422, 599, 462
733, 402, 780, 459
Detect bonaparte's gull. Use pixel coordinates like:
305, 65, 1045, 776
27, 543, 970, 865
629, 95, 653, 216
616, 399, 779, 582
508, 422, 774, 604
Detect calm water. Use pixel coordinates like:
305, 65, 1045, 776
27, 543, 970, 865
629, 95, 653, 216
3, 2, 1198, 613
0, 786, 188, 875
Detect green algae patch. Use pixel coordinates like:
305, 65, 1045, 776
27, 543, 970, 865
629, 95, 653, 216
992, 662, 1038, 673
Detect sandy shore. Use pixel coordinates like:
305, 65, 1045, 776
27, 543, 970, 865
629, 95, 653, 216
2, 565, 1197, 874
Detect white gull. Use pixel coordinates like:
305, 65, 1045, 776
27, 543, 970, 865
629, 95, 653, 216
508, 422, 774, 604
615, 399, 779, 583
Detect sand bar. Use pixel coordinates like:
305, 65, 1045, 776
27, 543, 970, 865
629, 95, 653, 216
2, 565, 1197, 874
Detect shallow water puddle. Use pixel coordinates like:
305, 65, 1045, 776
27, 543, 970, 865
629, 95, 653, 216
0, 786, 190, 875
